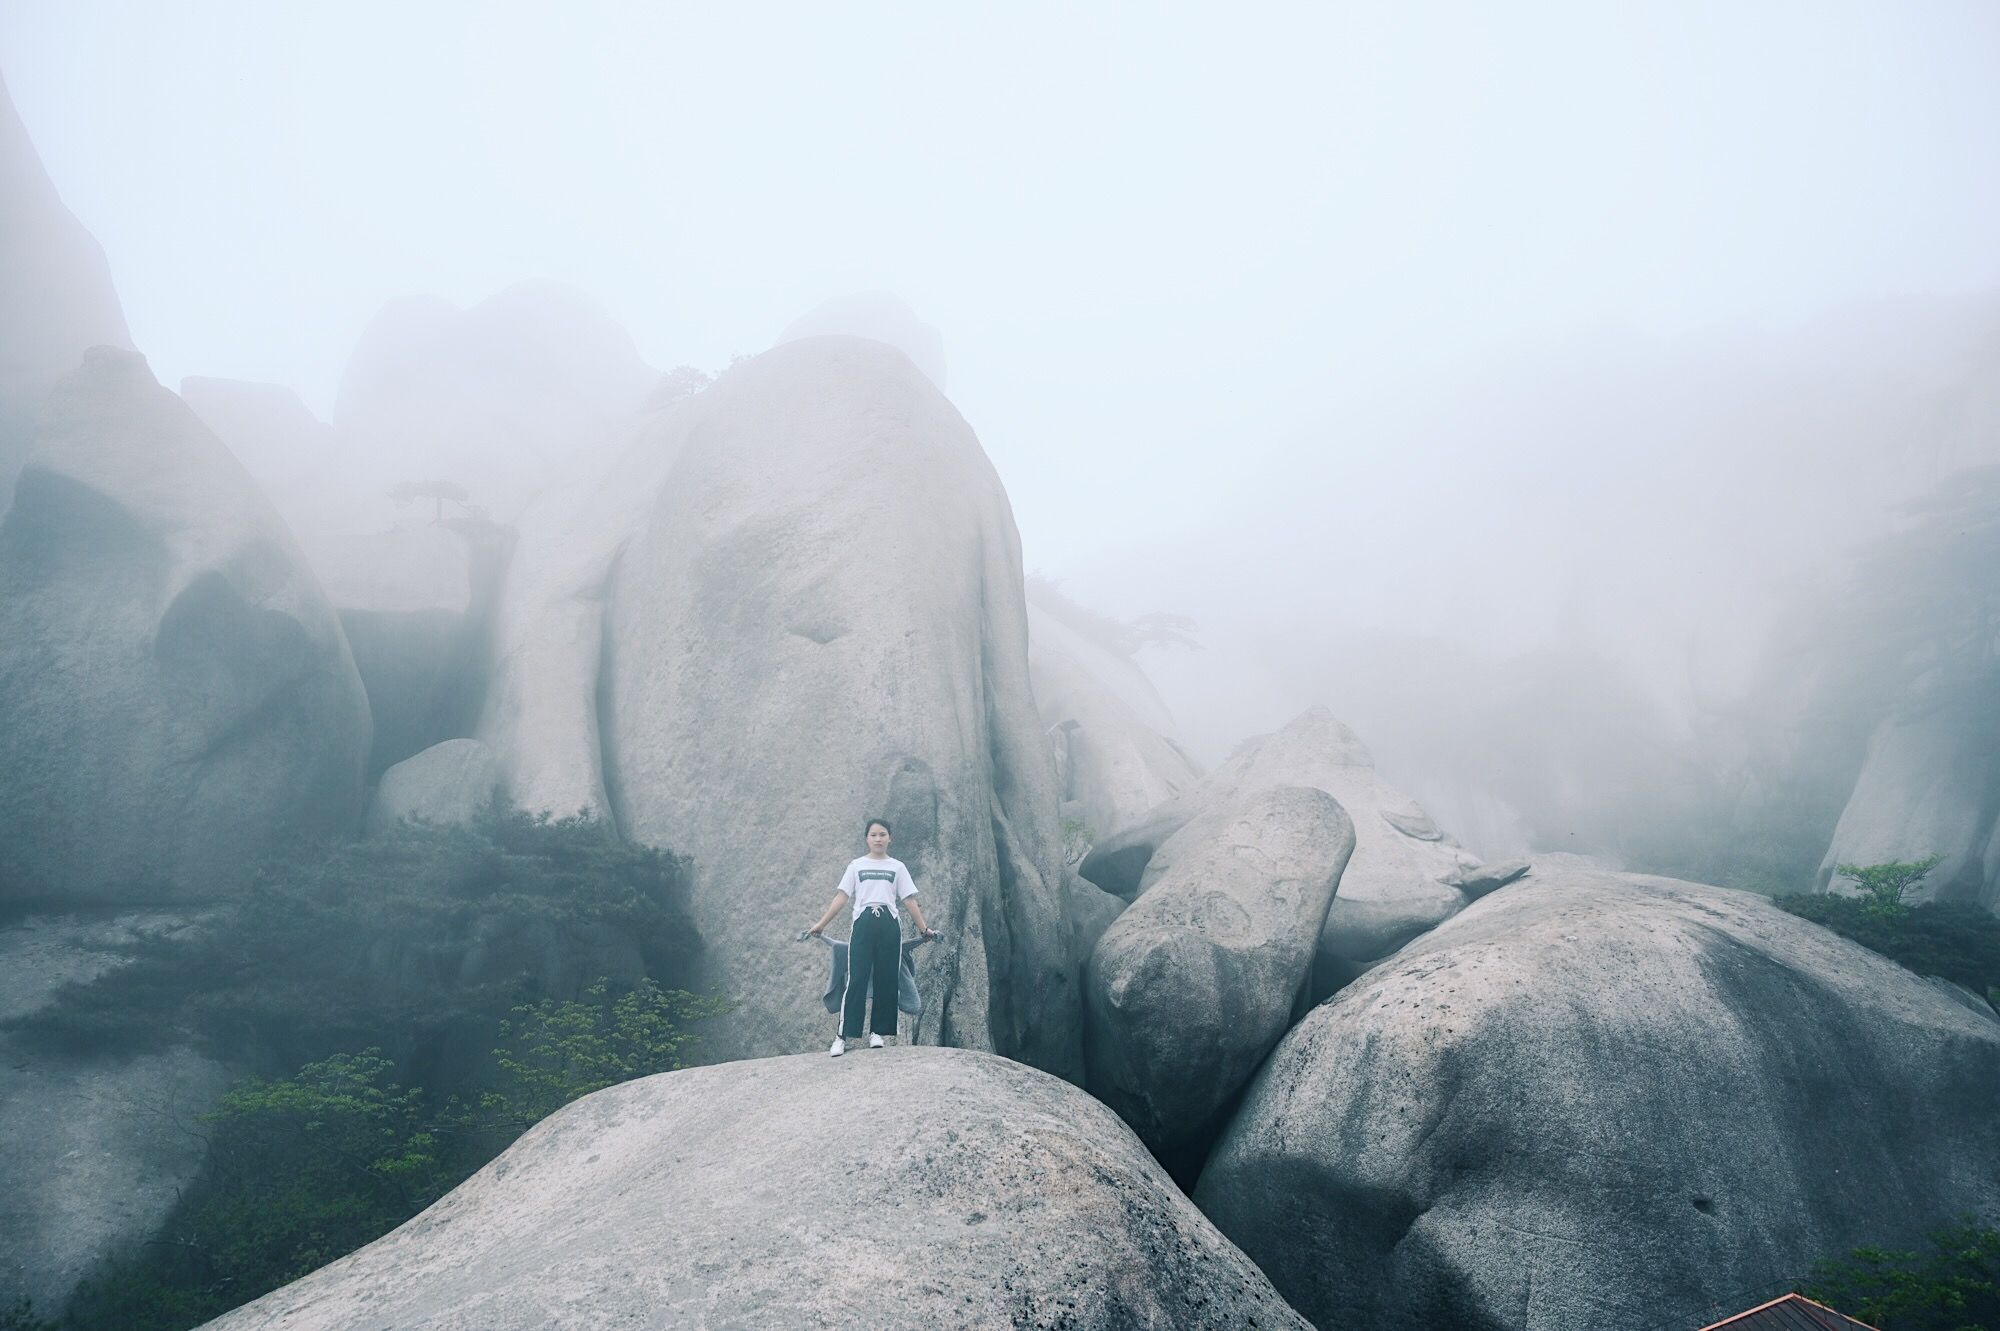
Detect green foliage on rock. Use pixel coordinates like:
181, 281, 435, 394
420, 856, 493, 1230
1776, 891, 2000, 998
11, 806, 695, 1072
57, 978, 723, 1331
1830, 855, 1945, 918
1800, 1220, 2000, 1331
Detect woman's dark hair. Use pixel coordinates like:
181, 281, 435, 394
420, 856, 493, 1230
865, 818, 892, 836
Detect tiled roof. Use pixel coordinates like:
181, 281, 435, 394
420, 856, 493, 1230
1697, 1292, 1881, 1331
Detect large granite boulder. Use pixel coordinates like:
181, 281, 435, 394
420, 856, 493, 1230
0, 72, 134, 509
1027, 593, 1201, 841
472, 395, 684, 821
0, 348, 371, 903
366, 739, 502, 833
603, 337, 1080, 1076
1818, 700, 2000, 907
1195, 860, 2000, 1331
1081, 707, 1483, 995
0, 910, 230, 1318
1085, 786, 1354, 1159
199, 1048, 1308, 1331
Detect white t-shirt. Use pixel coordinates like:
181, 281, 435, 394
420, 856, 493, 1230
839, 855, 918, 919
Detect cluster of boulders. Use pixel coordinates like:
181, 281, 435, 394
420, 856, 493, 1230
7, 71, 2000, 1331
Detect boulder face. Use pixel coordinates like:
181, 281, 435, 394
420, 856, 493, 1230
366, 739, 502, 834
472, 393, 683, 822
1818, 701, 2000, 907
1080, 707, 1481, 995
0, 348, 371, 903
602, 337, 1079, 1076
1085, 786, 1354, 1158
1195, 861, 2000, 1331
0, 911, 230, 1317
199, 1048, 1309, 1331
1027, 596, 1201, 841
0, 72, 134, 509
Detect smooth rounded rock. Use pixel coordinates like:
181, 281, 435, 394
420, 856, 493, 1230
1085, 785, 1354, 1157
0, 348, 370, 903
198, 1048, 1309, 1331
1195, 859, 2000, 1331
366, 739, 502, 833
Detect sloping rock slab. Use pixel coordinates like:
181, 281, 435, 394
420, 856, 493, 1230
1195, 859, 2000, 1331
201, 1048, 1308, 1331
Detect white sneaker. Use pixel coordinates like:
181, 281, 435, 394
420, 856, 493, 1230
868, 1033, 886, 1049
829, 1038, 845, 1058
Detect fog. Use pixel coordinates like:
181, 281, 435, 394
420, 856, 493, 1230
7, 0, 2000, 884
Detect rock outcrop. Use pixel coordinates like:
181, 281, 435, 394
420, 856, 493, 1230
0, 72, 134, 509
603, 337, 1080, 1075
199, 1048, 1308, 1331
1085, 786, 1353, 1158
471, 396, 681, 821
1081, 707, 1484, 996
1818, 699, 2000, 907
0, 348, 371, 903
1195, 860, 2000, 1331
1028, 594, 1201, 841
366, 739, 502, 833
1, 911, 229, 1317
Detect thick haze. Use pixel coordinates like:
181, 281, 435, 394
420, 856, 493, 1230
6, 2, 2000, 866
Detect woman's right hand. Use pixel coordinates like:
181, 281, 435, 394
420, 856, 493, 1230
807, 923, 824, 937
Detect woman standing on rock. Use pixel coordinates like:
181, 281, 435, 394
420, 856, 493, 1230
807, 818, 937, 1057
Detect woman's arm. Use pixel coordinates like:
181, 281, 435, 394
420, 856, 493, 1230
808, 891, 850, 936
903, 895, 938, 939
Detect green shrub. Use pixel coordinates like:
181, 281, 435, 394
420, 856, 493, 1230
1801, 1220, 2000, 1330
1776, 892, 2000, 997
60, 977, 722, 1331
8, 807, 696, 1076
1830, 855, 1946, 918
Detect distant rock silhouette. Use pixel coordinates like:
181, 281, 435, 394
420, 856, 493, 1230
0, 71, 134, 510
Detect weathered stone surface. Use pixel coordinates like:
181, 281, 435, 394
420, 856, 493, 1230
603, 337, 1080, 1076
1818, 701, 2000, 907
1079, 708, 1480, 995
1, 72, 133, 509
1085, 786, 1354, 1157
472, 394, 684, 821
200, 1048, 1308, 1331
0, 348, 371, 903
367, 739, 502, 834
1195, 860, 2000, 1331
1446, 857, 1532, 899
1065, 870, 1127, 971
1028, 596, 1200, 842
0, 911, 229, 1317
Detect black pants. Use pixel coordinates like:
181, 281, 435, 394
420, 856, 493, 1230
841, 905, 900, 1040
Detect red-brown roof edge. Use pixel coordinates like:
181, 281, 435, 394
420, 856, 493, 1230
1696, 1291, 1882, 1331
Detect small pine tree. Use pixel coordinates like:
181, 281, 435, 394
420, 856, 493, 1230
1833, 855, 1945, 918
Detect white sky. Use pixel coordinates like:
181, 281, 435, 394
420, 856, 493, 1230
5, 0, 2000, 576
